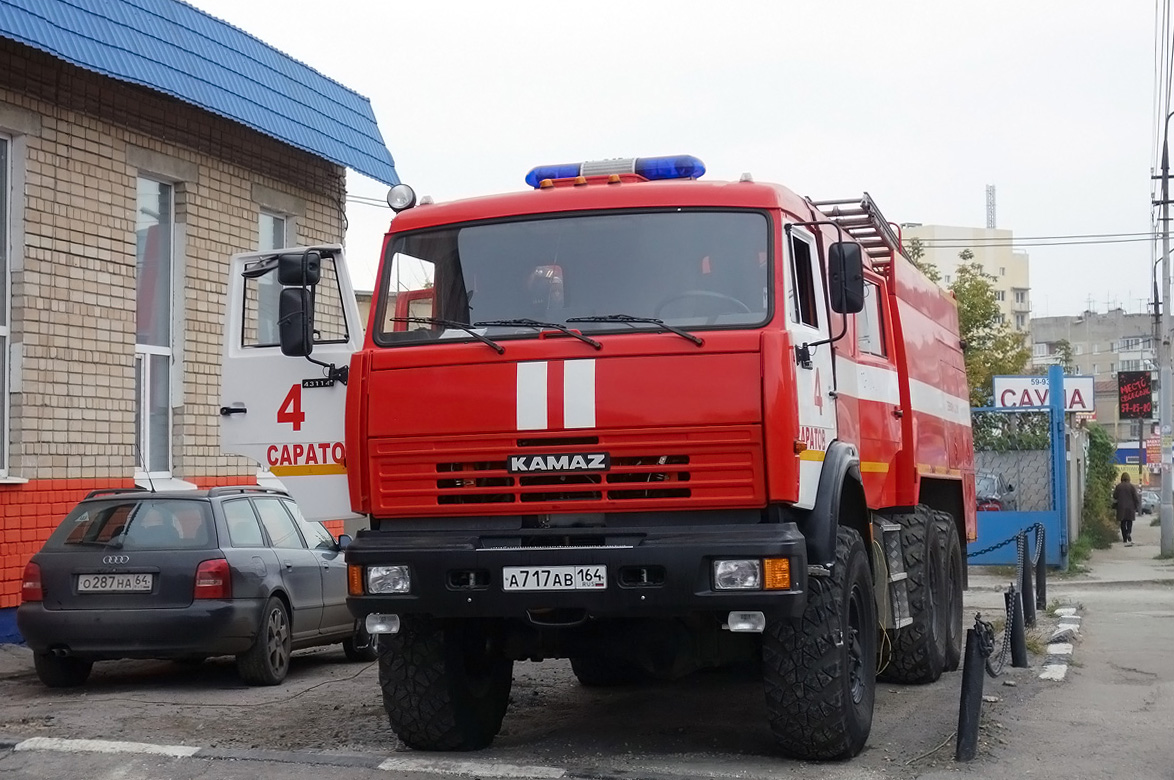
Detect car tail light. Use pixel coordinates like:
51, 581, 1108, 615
977, 499, 1002, 512
194, 559, 231, 600
21, 562, 42, 602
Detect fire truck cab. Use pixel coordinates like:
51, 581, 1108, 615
220, 155, 975, 760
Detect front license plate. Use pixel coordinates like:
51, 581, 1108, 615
502, 565, 607, 591
77, 573, 154, 593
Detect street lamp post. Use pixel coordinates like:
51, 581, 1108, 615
1161, 111, 1174, 557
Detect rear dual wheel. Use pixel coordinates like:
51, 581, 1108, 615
879, 506, 949, 684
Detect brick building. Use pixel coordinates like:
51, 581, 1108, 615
0, 0, 397, 638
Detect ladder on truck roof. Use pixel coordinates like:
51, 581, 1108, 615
807, 193, 908, 269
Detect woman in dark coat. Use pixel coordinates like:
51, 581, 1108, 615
1114, 472, 1141, 546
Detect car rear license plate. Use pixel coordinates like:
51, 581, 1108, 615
502, 565, 606, 591
77, 573, 153, 593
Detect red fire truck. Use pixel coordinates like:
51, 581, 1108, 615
220, 155, 975, 760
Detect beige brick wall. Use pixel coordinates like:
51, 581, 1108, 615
0, 39, 347, 482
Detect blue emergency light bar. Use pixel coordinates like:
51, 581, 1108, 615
524, 155, 706, 188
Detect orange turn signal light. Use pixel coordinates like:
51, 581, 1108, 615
763, 558, 791, 590
794, 440, 808, 454
348, 564, 364, 596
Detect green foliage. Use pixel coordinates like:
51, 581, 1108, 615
949, 257, 1029, 406
1081, 423, 1121, 549
903, 237, 941, 283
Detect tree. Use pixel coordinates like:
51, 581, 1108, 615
903, 237, 941, 283
949, 252, 1029, 407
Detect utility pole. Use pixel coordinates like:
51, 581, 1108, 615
1161, 112, 1174, 557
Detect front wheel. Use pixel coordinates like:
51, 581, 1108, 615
343, 623, 378, 662
380, 618, 513, 751
236, 597, 291, 686
763, 526, 876, 760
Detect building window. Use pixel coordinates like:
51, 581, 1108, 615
1074, 344, 1083, 355
1000, 267, 1006, 276
1014, 290, 1027, 304
996, 313, 1006, 325
1121, 359, 1142, 372
1032, 343, 1048, 357
1122, 337, 1141, 351
944, 274, 951, 284
259, 211, 287, 251
1015, 314, 1027, 329
1091, 364, 1098, 373
135, 178, 174, 475
994, 290, 1005, 301
0, 136, 9, 473
255, 211, 289, 344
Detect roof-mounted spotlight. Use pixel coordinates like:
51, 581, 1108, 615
386, 183, 417, 212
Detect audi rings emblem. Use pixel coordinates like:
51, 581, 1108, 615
102, 555, 130, 565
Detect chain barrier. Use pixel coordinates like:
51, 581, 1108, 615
966, 522, 1045, 677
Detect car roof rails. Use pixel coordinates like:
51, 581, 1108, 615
84, 487, 148, 499
207, 486, 290, 498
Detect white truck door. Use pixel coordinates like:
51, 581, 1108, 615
220, 245, 364, 523
785, 228, 837, 509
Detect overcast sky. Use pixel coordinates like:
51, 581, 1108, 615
189, 0, 1157, 318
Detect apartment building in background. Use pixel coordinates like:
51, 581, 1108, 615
1030, 309, 1156, 444
0, 0, 397, 639
901, 224, 1032, 332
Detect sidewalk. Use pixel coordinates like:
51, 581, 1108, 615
967, 513, 1174, 599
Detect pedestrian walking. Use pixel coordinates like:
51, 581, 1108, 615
1114, 472, 1141, 546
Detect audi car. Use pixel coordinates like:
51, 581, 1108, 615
17, 486, 374, 688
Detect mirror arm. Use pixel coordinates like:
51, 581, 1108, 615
302, 354, 349, 385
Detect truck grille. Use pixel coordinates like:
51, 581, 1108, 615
370, 426, 763, 516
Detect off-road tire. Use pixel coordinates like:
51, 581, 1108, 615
33, 653, 92, 688
380, 617, 513, 751
569, 656, 646, 687
343, 624, 378, 662
879, 505, 948, 684
934, 511, 964, 672
763, 526, 877, 760
236, 596, 291, 686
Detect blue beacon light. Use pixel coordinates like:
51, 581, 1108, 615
524, 155, 706, 188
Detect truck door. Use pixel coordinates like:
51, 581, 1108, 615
220, 246, 363, 523
785, 228, 837, 508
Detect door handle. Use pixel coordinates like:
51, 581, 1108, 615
283, 560, 293, 570
220, 405, 247, 416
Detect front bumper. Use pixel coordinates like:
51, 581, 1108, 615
346, 522, 808, 621
16, 598, 265, 660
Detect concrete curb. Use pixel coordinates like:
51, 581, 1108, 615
1038, 607, 1081, 682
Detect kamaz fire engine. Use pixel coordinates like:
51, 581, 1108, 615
220, 154, 975, 760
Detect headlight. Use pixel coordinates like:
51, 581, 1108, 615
713, 559, 761, 590
367, 565, 411, 594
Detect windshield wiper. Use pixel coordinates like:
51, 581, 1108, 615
386, 317, 504, 354
566, 314, 704, 347
474, 319, 602, 350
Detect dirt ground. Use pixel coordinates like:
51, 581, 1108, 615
0, 623, 1043, 779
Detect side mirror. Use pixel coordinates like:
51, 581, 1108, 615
279, 287, 314, 356
828, 242, 865, 314
1006, 483, 1014, 492
278, 249, 322, 287
337, 533, 353, 550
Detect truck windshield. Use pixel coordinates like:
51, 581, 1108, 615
374, 210, 770, 346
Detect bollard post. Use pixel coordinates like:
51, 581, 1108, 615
1035, 526, 1047, 610
955, 627, 985, 762
1009, 588, 1029, 668
1019, 532, 1036, 628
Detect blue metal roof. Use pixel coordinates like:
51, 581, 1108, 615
0, 0, 398, 185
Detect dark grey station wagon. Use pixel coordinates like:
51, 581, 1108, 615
17, 486, 373, 688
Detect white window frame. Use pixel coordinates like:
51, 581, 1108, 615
258, 210, 289, 251
0, 134, 11, 477
1032, 343, 1047, 357
134, 177, 175, 480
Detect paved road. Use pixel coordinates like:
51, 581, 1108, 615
2, 524, 1168, 780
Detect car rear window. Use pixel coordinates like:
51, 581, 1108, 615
46, 499, 216, 550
